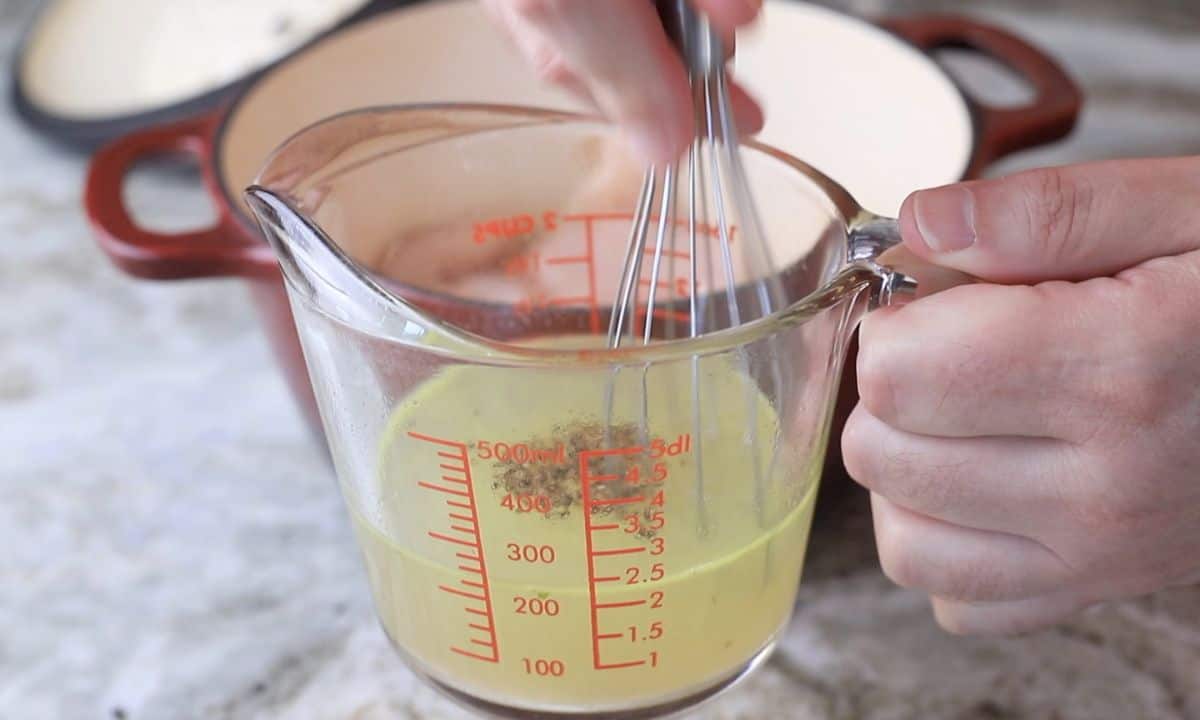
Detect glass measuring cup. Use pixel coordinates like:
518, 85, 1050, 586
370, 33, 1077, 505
245, 104, 917, 718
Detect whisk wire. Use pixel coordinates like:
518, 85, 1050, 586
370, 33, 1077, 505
714, 71, 787, 320
686, 136, 708, 534
642, 164, 677, 345
609, 170, 658, 349
713, 68, 790, 504
604, 2, 787, 529
703, 76, 742, 330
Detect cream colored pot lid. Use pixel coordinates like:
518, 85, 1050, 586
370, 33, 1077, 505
13, 0, 384, 146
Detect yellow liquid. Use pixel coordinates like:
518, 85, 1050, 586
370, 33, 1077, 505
350, 350, 819, 713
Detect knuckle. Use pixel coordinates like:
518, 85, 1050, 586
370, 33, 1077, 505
925, 341, 995, 411
878, 546, 922, 591
855, 335, 902, 426
889, 455, 970, 520
1017, 167, 1094, 266
874, 516, 923, 590
840, 408, 879, 487
859, 298, 1015, 435
846, 420, 966, 517
1069, 480, 1125, 532
1076, 270, 1196, 443
878, 528, 1007, 602
874, 501, 1011, 602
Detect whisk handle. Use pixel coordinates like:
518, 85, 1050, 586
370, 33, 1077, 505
656, 0, 722, 74
881, 15, 1082, 176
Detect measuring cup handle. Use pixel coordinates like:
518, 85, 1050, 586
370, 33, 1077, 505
881, 14, 1083, 175
847, 217, 918, 308
851, 215, 978, 308
85, 116, 277, 280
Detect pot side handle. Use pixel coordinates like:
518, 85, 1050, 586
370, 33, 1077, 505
880, 14, 1083, 173
85, 116, 276, 280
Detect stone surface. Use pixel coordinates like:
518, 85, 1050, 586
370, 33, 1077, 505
3, 1, 1200, 719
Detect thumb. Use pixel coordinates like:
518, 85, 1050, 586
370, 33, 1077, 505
898, 156, 1200, 283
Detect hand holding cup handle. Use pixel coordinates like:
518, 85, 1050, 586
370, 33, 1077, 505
846, 158, 1200, 634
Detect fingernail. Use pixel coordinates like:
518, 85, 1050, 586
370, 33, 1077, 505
913, 185, 977, 253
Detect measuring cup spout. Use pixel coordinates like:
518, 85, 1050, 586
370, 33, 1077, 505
245, 186, 447, 346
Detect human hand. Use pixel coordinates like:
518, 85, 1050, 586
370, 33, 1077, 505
480, 0, 765, 162
843, 157, 1200, 635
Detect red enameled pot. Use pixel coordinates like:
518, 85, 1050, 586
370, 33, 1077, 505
84, 1, 1081, 468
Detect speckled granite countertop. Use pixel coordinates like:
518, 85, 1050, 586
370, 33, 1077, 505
2, 1, 1199, 718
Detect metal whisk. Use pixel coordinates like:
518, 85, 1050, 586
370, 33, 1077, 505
608, 1, 785, 347
606, 0, 788, 526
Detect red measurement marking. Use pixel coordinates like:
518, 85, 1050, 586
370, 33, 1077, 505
562, 212, 630, 222
439, 585, 487, 601
544, 255, 590, 265
451, 648, 497, 662
548, 295, 592, 306
418, 482, 469, 497
598, 660, 647, 670
591, 496, 645, 507
584, 218, 601, 334
585, 473, 620, 484
582, 446, 661, 672
593, 546, 646, 557
593, 447, 643, 458
429, 531, 475, 547
473, 214, 536, 244
581, 459, 603, 672
596, 599, 647, 609
410, 432, 499, 663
